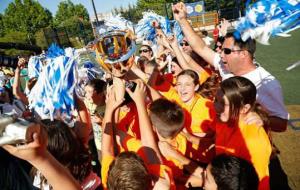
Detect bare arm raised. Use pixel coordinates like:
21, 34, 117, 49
2, 124, 81, 190
172, 2, 216, 67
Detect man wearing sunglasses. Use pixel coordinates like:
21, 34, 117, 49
139, 45, 153, 61
172, 2, 288, 134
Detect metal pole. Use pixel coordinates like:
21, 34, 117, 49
164, 1, 169, 19
90, 0, 99, 26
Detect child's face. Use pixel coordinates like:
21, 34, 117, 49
171, 62, 182, 76
84, 85, 105, 104
176, 74, 197, 104
203, 164, 218, 190
214, 90, 230, 123
181, 38, 192, 54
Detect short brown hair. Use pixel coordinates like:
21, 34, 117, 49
149, 98, 184, 139
107, 151, 151, 190
177, 69, 199, 86
86, 78, 106, 94
225, 33, 256, 59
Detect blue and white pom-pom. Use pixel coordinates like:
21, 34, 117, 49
99, 14, 134, 34
46, 43, 65, 58
173, 21, 184, 42
234, 0, 300, 44
135, 12, 183, 43
28, 44, 77, 120
27, 55, 44, 79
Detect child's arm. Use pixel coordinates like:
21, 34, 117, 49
12, 58, 29, 105
126, 80, 162, 164
74, 95, 92, 146
101, 85, 124, 157
172, 3, 216, 66
2, 124, 81, 190
181, 129, 215, 147
158, 141, 204, 187
167, 35, 208, 76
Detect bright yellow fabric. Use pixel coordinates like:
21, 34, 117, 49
199, 69, 210, 84
101, 136, 175, 190
101, 154, 114, 189
117, 103, 140, 139
215, 120, 271, 190
162, 87, 216, 135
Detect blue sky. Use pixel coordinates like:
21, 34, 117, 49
0, 0, 137, 17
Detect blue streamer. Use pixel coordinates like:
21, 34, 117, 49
28, 55, 44, 79
46, 43, 65, 58
234, 0, 300, 44
28, 45, 78, 120
135, 12, 183, 44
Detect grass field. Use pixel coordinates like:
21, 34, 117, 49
254, 30, 300, 189
255, 30, 300, 105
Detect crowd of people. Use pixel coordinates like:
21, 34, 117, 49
0, 2, 291, 190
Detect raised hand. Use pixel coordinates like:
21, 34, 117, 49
220, 18, 230, 36
125, 80, 146, 104
167, 35, 179, 48
172, 2, 187, 22
105, 84, 124, 114
17, 57, 27, 69
2, 123, 48, 163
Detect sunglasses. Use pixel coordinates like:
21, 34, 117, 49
216, 45, 222, 49
180, 42, 189, 46
139, 49, 150, 53
222, 48, 244, 55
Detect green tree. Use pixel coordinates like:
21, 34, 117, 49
54, 0, 89, 26
0, 31, 32, 56
0, 14, 4, 37
136, 0, 167, 16
2, 0, 52, 43
114, 0, 168, 23
53, 0, 92, 46
115, 3, 141, 23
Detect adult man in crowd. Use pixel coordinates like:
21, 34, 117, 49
172, 2, 288, 132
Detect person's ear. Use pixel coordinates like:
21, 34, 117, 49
194, 84, 199, 92
241, 104, 251, 114
241, 50, 249, 58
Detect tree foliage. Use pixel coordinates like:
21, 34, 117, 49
136, 0, 167, 16
112, 0, 238, 23
0, 31, 32, 56
0, 14, 4, 37
113, 0, 169, 23
2, 0, 52, 42
54, 0, 89, 27
113, 3, 141, 23
53, 0, 92, 45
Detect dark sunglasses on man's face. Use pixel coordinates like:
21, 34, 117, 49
139, 49, 150, 53
222, 48, 244, 55
180, 41, 189, 46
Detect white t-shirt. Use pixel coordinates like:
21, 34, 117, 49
202, 36, 214, 46
213, 54, 289, 120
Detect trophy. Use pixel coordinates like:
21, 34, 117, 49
94, 30, 136, 78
